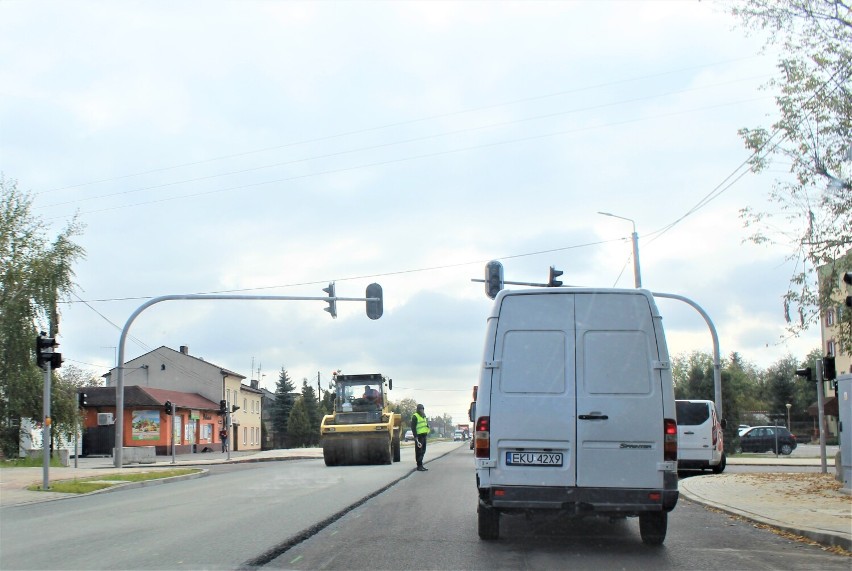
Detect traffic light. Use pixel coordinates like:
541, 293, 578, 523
822, 356, 836, 381
231, 404, 240, 413
548, 266, 563, 287
795, 367, 813, 381
35, 333, 62, 370
78, 391, 88, 408
219, 400, 227, 414
164, 401, 173, 415
366, 283, 383, 320
323, 282, 337, 318
485, 260, 504, 299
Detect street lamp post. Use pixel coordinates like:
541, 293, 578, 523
786, 403, 792, 430
598, 212, 642, 288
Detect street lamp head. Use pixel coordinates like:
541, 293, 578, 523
597, 211, 636, 232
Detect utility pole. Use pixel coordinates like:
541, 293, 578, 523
598, 212, 642, 288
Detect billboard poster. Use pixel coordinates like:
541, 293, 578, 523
131, 410, 161, 440
173, 416, 181, 445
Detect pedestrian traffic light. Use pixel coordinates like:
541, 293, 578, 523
231, 404, 240, 413
795, 367, 812, 381
78, 391, 88, 408
219, 399, 227, 414
485, 260, 504, 299
548, 266, 563, 287
843, 271, 852, 286
323, 282, 337, 318
35, 333, 62, 370
164, 401, 173, 415
822, 356, 836, 381
366, 283, 383, 320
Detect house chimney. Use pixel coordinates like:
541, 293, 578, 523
251, 379, 259, 389
180, 345, 189, 355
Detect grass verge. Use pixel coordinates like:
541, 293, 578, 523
26, 468, 201, 493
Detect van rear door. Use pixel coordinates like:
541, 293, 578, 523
487, 292, 577, 488
676, 400, 713, 461
574, 292, 666, 489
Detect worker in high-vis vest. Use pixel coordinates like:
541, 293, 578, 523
411, 403, 430, 471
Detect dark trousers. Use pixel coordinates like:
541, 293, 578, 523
415, 434, 427, 467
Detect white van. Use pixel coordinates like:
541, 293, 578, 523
676, 399, 726, 473
472, 288, 679, 545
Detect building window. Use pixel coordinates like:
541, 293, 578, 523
244, 398, 247, 412
826, 309, 835, 327
827, 340, 836, 356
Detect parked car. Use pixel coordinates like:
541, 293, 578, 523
404, 430, 414, 442
453, 430, 465, 441
738, 426, 797, 455
737, 424, 750, 436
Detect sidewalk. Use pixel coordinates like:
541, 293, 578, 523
2, 448, 849, 551
679, 455, 851, 551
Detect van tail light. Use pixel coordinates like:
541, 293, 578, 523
664, 418, 677, 461
474, 416, 490, 458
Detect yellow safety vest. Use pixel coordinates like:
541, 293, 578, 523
413, 412, 429, 435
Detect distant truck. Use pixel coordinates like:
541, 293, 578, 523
320, 373, 402, 466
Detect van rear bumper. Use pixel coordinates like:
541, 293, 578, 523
483, 485, 679, 514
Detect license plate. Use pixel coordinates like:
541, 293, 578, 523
505, 451, 563, 466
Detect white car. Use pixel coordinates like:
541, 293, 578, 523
404, 430, 414, 442
738, 424, 750, 436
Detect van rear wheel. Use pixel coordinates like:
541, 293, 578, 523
712, 452, 726, 474
639, 512, 667, 545
478, 503, 499, 540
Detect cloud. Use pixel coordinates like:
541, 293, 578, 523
3, 0, 820, 423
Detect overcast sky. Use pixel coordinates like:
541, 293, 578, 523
2, 1, 820, 422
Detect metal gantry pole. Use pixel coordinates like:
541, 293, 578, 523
815, 359, 827, 474
113, 292, 378, 467
42, 360, 51, 490
653, 292, 722, 418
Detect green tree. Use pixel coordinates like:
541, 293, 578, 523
730, 1, 851, 349
300, 379, 320, 445
50, 364, 100, 450
672, 351, 715, 400
270, 367, 296, 448
0, 175, 85, 457
390, 397, 418, 430
319, 388, 334, 419
286, 397, 313, 448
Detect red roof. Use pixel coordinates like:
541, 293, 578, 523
140, 387, 220, 411
79, 385, 219, 411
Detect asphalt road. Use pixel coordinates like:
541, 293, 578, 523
1, 443, 848, 570
267, 446, 850, 570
